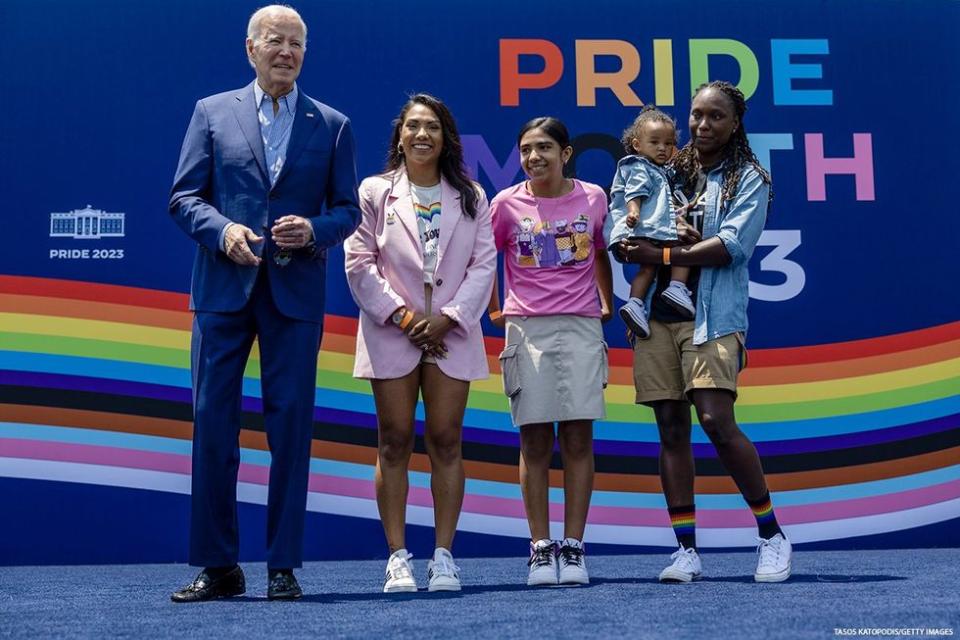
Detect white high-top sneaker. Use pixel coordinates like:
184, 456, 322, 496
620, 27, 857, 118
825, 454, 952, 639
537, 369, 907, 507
557, 537, 589, 585
658, 545, 703, 583
383, 548, 418, 593
754, 533, 792, 583
427, 547, 461, 592
527, 539, 558, 586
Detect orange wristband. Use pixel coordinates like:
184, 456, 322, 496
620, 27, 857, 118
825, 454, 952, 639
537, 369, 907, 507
663, 247, 671, 265
398, 310, 415, 331
489, 310, 502, 321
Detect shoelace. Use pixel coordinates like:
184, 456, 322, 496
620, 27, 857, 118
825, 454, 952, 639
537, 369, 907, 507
755, 537, 783, 570
386, 552, 414, 580
269, 573, 292, 590
430, 554, 460, 579
670, 547, 698, 571
528, 545, 555, 568
559, 545, 584, 567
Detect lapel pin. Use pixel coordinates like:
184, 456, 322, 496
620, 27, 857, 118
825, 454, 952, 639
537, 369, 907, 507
386, 211, 396, 225
306, 112, 315, 118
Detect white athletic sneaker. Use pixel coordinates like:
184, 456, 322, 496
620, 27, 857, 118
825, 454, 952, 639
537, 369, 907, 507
527, 539, 558, 586
754, 533, 792, 583
659, 545, 703, 582
427, 547, 461, 592
383, 548, 418, 593
557, 538, 589, 585
660, 282, 695, 318
619, 297, 650, 339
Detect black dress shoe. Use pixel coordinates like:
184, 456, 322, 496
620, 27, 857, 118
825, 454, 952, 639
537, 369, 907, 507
170, 566, 245, 603
267, 570, 302, 600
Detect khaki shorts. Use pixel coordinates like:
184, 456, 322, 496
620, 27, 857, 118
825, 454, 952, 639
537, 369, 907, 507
632, 319, 746, 404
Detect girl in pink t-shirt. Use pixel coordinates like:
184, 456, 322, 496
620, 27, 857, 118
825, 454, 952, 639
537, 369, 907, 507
488, 117, 613, 587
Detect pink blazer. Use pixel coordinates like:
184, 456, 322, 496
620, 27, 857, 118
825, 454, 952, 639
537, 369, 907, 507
344, 170, 496, 381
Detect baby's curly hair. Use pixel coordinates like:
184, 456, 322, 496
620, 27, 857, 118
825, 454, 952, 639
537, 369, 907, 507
620, 104, 678, 154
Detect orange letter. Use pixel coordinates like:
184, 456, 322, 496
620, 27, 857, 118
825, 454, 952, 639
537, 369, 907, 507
500, 39, 564, 107
575, 40, 642, 107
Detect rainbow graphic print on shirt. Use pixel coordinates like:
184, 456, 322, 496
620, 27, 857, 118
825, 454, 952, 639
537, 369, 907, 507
415, 200, 441, 259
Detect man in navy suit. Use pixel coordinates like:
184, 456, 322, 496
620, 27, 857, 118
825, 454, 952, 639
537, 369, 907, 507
168, 5, 360, 602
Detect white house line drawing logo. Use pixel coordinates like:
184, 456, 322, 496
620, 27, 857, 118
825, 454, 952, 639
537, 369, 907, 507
50, 205, 125, 239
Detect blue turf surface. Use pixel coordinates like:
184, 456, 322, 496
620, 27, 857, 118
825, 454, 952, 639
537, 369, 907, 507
0, 550, 957, 639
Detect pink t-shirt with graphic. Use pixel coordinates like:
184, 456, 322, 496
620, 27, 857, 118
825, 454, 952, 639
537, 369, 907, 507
491, 180, 608, 317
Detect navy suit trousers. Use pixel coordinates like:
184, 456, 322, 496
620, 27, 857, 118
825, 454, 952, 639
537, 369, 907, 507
189, 268, 321, 569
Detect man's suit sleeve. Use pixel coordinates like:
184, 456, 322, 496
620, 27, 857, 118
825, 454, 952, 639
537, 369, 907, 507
169, 99, 234, 253
310, 116, 361, 249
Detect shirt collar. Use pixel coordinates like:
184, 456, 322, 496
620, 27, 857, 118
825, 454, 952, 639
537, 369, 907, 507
254, 82, 298, 115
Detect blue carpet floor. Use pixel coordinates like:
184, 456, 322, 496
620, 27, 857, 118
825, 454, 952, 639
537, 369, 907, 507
1, 550, 957, 639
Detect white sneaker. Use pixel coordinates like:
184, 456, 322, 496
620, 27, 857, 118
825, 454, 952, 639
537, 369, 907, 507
658, 545, 703, 583
383, 549, 418, 593
557, 538, 589, 585
754, 533, 792, 583
660, 282, 695, 318
427, 547, 461, 592
619, 297, 650, 339
527, 539, 558, 586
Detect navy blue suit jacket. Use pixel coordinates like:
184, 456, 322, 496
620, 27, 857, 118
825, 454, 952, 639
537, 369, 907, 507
169, 82, 361, 323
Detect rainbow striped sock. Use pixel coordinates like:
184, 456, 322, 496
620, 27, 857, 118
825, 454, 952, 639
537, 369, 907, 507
667, 504, 696, 550
746, 492, 783, 540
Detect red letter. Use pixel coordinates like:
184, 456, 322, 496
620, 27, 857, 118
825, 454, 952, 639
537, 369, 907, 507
500, 39, 564, 107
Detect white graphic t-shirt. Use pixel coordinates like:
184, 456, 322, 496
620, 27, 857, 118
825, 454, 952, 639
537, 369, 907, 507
411, 182, 442, 285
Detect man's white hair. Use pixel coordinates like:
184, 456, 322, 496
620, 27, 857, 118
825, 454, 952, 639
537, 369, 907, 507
246, 5, 307, 46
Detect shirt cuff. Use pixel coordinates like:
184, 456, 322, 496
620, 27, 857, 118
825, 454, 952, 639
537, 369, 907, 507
218, 223, 235, 254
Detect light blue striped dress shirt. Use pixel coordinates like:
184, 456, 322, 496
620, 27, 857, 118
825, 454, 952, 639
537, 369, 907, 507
219, 83, 298, 252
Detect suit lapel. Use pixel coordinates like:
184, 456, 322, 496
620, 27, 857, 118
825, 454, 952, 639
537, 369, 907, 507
387, 171, 423, 259
436, 178, 462, 265
274, 92, 321, 189
232, 83, 269, 182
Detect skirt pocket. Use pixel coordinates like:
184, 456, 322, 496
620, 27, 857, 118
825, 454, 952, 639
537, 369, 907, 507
600, 340, 609, 389
499, 343, 522, 398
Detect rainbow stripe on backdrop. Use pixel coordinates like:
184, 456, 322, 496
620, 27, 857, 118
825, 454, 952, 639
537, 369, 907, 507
1, 275, 959, 548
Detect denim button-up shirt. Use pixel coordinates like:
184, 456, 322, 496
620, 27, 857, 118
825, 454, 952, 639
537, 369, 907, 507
641, 162, 769, 346
604, 155, 676, 248
690, 162, 769, 345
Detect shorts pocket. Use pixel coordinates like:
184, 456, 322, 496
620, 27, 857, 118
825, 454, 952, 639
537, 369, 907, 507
499, 344, 522, 398
600, 340, 609, 389
734, 332, 748, 371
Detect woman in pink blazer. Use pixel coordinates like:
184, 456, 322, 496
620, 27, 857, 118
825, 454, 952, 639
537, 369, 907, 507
344, 94, 496, 593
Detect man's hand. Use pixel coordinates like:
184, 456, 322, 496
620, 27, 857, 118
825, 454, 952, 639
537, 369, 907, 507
271, 215, 314, 250
224, 224, 263, 266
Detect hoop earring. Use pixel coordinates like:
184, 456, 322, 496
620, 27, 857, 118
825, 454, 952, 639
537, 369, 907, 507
397, 143, 404, 155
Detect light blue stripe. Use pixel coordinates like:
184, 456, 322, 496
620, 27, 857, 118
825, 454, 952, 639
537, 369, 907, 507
0, 422, 193, 455
3, 422, 958, 509
2, 352, 957, 442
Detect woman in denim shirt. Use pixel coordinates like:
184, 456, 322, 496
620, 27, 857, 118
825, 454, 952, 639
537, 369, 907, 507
615, 81, 792, 585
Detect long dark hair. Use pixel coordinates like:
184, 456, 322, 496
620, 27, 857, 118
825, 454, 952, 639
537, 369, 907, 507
385, 93, 479, 218
671, 81, 773, 205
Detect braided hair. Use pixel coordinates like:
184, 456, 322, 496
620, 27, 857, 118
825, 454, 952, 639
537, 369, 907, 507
620, 104, 677, 154
671, 81, 773, 206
